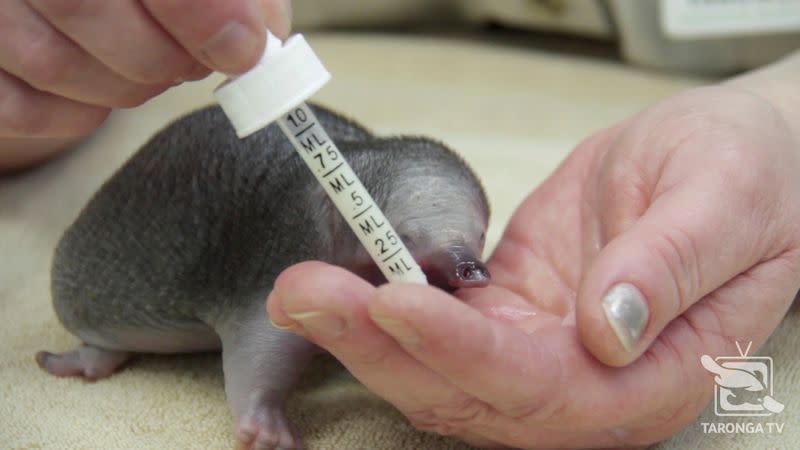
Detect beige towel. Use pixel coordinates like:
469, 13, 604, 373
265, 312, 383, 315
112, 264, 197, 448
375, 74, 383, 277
2, 32, 795, 449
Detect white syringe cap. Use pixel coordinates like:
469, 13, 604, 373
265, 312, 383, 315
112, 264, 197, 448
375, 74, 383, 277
214, 31, 331, 138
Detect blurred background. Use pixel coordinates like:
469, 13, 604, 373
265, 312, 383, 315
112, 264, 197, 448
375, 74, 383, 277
290, 0, 800, 76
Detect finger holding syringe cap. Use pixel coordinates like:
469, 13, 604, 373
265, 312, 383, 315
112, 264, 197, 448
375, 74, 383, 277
142, 0, 292, 75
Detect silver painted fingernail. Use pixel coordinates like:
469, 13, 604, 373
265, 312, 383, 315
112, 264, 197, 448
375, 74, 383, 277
601, 283, 649, 352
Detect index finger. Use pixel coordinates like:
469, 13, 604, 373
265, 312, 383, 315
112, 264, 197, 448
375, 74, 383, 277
141, 0, 291, 74
267, 263, 638, 447
267, 262, 465, 414
367, 281, 716, 434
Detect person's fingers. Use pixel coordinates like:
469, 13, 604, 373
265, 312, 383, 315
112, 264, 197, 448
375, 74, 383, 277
266, 263, 622, 446
25, 0, 201, 85
578, 180, 780, 367
269, 263, 557, 417
267, 262, 463, 414
265, 264, 732, 448
0, 1, 172, 107
0, 69, 110, 138
142, 0, 290, 74
577, 112, 796, 366
366, 282, 563, 415
0, 136, 82, 171
273, 263, 710, 447
257, 0, 292, 38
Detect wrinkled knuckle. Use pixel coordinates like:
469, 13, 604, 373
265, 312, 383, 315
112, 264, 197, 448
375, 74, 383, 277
606, 162, 648, 200
500, 398, 560, 425
405, 410, 452, 435
681, 304, 726, 356
602, 160, 652, 229
353, 344, 393, 366
648, 226, 701, 315
406, 396, 495, 437
437, 397, 494, 428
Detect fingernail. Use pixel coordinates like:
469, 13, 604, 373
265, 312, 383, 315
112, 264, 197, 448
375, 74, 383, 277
187, 63, 211, 81
268, 318, 294, 330
371, 315, 421, 347
277, 0, 292, 29
287, 311, 345, 339
199, 21, 260, 73
172, 64, 209, 85
262, 0, 292, 38
601, 283, 649, 352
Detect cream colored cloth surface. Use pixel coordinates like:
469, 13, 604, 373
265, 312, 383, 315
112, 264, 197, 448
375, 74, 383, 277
1, 32, 797, 450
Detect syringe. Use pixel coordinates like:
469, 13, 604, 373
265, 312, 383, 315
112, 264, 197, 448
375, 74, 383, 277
215, 32, 427, 285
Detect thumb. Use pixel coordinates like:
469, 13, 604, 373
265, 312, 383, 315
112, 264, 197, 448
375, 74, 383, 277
258, 0, 292, 39
576, 169, 781, 367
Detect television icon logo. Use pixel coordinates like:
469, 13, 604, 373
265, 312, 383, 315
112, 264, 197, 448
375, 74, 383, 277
701, 342, 784, 417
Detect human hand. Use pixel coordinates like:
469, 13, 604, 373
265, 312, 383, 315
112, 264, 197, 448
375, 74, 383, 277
0, 0, 291, 170
266, 83, 800, 448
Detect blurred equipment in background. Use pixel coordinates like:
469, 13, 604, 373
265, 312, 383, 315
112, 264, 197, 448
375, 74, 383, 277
291, 0, 800, 75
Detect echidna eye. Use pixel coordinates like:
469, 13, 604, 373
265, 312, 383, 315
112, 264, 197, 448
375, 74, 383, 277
460, 264, 476, 280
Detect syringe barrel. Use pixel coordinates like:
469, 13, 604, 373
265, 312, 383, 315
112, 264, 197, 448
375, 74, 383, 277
215, 32, 427, 284
277, 102, 428, 284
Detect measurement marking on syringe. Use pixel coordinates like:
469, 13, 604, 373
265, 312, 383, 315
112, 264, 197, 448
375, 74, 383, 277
381, 248, 402, 263
214, 31, 427, 284
352, 204, 373, 219
293, 123, 315, 137
322, 162, 344, 178
276, 102, 428, 284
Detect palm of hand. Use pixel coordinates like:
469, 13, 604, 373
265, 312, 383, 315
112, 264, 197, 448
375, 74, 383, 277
269, 86, 800, 449
447, 125, 702, 448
